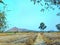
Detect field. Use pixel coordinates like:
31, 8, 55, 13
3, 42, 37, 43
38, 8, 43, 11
0, 32, 60, 45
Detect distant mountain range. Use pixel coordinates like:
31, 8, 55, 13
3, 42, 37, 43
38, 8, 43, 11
6, 27, 36, 32
6, 27, 59, 32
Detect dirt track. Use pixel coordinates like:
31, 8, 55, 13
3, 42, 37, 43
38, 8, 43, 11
0, 32, 60, 45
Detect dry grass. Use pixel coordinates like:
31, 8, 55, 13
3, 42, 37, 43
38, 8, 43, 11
0, 43, 26, 45
0, 32, 37, 45
0, 32, 60, 45
43, 32, 60, 44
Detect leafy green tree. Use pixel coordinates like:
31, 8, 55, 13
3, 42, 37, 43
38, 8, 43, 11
0, 0, 5, 4
30, 0, 60, 16
39, 22, 47, 31
0, 0, 7, 32
38, 22, 47, 35
30, 0, 60, 10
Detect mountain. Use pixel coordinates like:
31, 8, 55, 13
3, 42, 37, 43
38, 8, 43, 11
6, 27, 20, 32
6, 27, 33, 32
6, 27, 50, 32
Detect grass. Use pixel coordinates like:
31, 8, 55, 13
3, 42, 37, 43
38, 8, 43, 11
0, 32, 60, 45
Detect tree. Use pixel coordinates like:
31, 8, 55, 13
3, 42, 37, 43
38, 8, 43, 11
30, 0, 60, 16
31, 0, 60, 9
0, 0, 5, 5
0, 0, 7, 32
39, 22, 47, 31
56, 24, 60, 31
38, 22, 47, 35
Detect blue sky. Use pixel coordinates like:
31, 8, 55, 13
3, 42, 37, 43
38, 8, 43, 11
1, 0, 60, 31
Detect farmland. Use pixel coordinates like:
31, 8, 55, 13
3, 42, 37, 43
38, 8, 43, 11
0, 32, 60, 45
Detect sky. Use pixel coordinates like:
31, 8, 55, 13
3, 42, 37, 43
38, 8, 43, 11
1, 0, 60, 31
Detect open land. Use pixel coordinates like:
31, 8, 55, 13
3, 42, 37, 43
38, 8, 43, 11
0, 32, 60, 45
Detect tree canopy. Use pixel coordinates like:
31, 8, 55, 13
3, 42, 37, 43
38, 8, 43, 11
56, 24, 60, 31
0, 0, 7, 32
30, 0, 60, 16
39, 22, 47, 30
